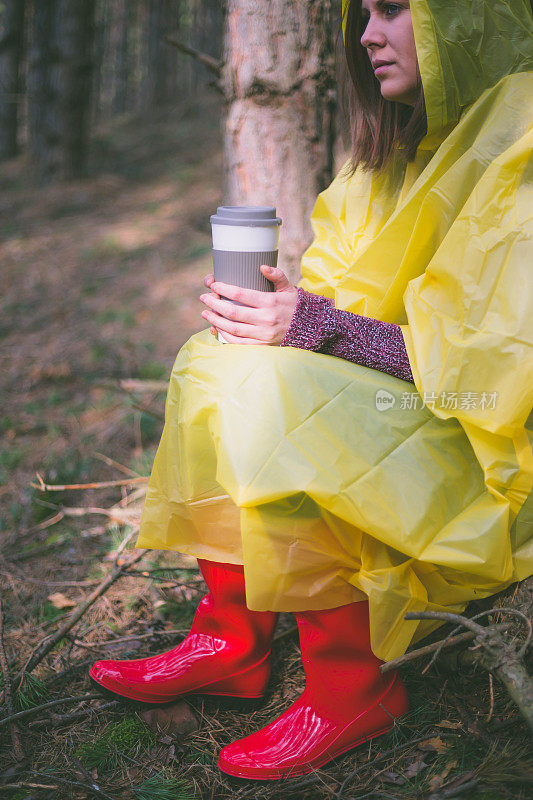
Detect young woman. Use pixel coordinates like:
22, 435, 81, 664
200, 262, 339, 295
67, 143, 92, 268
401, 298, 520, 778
90, 0, 533, 780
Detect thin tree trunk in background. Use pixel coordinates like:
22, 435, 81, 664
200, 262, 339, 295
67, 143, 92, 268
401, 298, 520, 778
0, 0, 26, 161
61, 0, 96, 178
185, 0, 222, 95
28, 0, 96, 183
145, 0, 169, 109
112, 0, 131, 114
91, 0, 108, 124
222, 0, 337, 281
27, 0, 59, 180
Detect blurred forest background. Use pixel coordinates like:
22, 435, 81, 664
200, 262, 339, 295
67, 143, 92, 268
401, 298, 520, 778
0, 2, 532, 800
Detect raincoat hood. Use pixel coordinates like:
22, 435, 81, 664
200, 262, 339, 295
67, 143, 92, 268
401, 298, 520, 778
343, 0, 533, 145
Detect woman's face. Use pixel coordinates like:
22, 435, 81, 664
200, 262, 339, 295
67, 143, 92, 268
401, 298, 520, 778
359, 0, 419, 106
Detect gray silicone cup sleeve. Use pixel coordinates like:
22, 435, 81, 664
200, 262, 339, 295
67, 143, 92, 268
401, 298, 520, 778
212, 250, 278, 302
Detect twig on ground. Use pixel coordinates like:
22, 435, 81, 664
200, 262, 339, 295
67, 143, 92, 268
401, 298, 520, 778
92, 450, 142, 477
381, 631, 475, 673
118, 378, 168, 393
487, 673, 495, 723
1, 783, 59, 790
405, 609, 533, 735
0, 600, 25, 760
8, 504, 141, 534
32, 472, 148, 492
28, 700, 120, 729
70, 628, 188, 650
0, 693, 101, 727
9, 544, 147, 692
114, 525, 139, 565
29, 510, 65, 531
29, 771, 119, 800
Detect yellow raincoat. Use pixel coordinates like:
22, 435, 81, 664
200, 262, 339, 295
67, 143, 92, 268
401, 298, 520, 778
137, 0, 533, 660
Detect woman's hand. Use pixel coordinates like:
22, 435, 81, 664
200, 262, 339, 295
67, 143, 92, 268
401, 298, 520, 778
200, 265, 299, 345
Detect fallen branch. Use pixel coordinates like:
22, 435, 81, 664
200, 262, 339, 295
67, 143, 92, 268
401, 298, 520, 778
0, 600, 24, 759
381, 630, 475, 673
0, 693, 100, 727
28, 700, 120, 729
92, 451, 142, 477
119, 379, 168, 393
33, 473, 147, 491
9, 546, 147, 692
70, 628, 188, 650
29, 771, 119, 800
404, 609, 533, 735
1, 783, 59, 791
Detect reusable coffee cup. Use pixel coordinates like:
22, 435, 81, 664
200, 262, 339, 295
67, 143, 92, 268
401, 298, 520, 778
210, 206, 282, 343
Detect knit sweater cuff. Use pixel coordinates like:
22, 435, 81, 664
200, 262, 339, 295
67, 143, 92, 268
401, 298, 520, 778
281, 287, 335, 350
281, 287, 414, 384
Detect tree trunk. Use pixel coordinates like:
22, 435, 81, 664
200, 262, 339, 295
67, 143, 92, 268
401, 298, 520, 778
185, 0, 223, 96
28, 0, 96, 183
145, 0, 176, 110
112, 0, 132, 114
91, 0, 108, 124
221, 0, 338, 281
0, 0, 26, 161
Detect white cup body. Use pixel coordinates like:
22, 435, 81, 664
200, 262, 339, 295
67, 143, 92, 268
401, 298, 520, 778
211, 223, 279, 252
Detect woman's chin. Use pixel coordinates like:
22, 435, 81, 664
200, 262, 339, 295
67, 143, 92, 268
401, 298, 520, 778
380, 84, 417, 106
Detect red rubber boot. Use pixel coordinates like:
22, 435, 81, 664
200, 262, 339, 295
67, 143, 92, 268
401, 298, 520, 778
218, 600, 408, 779
89, 560, 278, 704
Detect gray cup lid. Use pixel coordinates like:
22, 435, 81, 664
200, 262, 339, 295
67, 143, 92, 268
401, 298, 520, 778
211, 206, 282, 227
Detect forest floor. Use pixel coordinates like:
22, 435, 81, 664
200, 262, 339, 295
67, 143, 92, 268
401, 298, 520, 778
0, 91, 532, 800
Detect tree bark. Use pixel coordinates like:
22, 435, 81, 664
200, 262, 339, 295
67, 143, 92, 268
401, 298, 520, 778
0, 0, 26, 161
221, 0, 338, 281
28, 0, 96, 183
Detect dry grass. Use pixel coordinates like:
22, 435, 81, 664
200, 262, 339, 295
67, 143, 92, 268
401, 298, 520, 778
1, 93, 532, 800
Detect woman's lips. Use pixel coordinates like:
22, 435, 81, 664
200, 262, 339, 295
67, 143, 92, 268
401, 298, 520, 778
374, 63, 394, 76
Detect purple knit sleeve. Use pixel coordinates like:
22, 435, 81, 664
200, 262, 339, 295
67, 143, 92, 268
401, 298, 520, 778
281, 287, 414, 384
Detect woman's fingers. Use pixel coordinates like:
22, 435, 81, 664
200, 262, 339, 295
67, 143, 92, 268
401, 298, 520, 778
204, 273, 215, 288
201, 306, 271, 342
210, 281, 274, 309
212, 328, 269, 346
200, 292, 264, 324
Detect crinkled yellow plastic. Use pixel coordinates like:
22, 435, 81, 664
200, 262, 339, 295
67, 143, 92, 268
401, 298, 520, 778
137, 0, 533, 659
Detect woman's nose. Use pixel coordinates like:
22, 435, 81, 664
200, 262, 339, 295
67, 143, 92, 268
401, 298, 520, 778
360, 16, 387, 49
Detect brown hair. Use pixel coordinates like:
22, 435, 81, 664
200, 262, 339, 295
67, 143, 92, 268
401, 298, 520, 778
342, 0, 427, 175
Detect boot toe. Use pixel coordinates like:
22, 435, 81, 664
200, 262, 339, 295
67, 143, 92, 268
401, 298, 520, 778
218, 741, 262, 775
90, 660, 124, 685
89, 660, 142, 698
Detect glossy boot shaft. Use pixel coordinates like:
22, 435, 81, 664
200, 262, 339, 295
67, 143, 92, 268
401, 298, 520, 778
89, 560, 278, 703
218, 600, 408, 779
